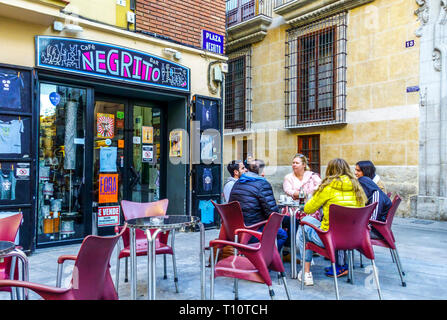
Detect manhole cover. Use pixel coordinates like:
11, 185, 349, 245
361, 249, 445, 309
411, 219, 434, 225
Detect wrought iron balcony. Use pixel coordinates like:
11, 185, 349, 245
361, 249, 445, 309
225, 0, 273, 52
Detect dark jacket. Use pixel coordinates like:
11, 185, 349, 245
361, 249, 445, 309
358, 176, 392, 222
228, 172, 279, 226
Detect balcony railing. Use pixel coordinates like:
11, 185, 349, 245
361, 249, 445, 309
273, 0, 296, 8
226, 0, 273, 28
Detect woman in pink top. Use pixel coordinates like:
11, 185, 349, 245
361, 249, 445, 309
281, 154, 322, 261
283, 154, 322, 203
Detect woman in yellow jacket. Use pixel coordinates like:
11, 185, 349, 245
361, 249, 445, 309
297, 158, 367, 286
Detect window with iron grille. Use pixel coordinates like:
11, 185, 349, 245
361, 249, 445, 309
298, 135, 320, 174
285, 13, 347, 128
225, 47, 252, 130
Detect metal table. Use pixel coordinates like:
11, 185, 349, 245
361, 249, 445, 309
278, 201, 302, 279
126, 215, 205, 300
0, 241, 29, 300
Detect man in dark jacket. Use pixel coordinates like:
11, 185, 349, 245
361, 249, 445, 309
358, 176, 392, 239
229, 159, 287, 251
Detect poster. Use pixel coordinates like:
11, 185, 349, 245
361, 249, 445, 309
99, 147, 117, 172
142, 145, 155, 163
169, 130, 182, 157
142, 126, 153, 144
98, 206, 120, 227
97, 113, 115, 138
98, 173, 118, 203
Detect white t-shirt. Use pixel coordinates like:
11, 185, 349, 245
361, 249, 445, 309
0, 119, 24, 154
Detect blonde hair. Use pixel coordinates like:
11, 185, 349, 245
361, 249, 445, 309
315, 158, 367, 205
293, 153, 310, 171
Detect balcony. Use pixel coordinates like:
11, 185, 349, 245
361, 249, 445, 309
226, 0, 273, 52
273, 0, 374, 27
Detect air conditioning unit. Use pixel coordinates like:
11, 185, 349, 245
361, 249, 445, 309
127, 11, 135, 24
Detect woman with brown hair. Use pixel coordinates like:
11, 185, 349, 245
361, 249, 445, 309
297, 158, 367, 286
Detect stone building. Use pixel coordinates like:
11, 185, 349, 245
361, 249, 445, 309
223, 0, 426, 217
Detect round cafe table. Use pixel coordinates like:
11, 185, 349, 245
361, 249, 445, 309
125, 215, 205, 300
278, 201, 303, 279
0, 241, 29, 300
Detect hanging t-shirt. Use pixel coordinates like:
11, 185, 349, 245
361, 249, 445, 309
197, 99, 218, 130
200, 134, 214, 161
203, 168, 213, 192
198, 200, 214, 224
0, 73, 23, 109
0, 170, 16, 201
99, 147, 117, 172
0, 119, 24, 154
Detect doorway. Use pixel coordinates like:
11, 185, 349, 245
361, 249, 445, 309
93, 98, 165, 236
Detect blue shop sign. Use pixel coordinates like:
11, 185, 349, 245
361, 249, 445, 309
201, 30, 224, 55
36, 36, 190, 92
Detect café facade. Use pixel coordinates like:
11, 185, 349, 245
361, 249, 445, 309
0, 4, 226, 252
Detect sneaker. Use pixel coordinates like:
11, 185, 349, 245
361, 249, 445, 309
298, 270, 314, 286
325, 264, 349, 278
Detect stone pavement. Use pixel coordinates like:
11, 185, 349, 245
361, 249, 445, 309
1, 216, 446, 300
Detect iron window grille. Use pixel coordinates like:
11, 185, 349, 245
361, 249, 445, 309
225, 47, 253, 130
285, 12, 347, 128
298, 134, 320, 174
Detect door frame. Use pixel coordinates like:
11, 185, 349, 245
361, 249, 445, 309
35, 78, 95, 248
93, 95, 168, 234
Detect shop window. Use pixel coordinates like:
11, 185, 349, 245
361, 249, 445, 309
225, 47, 252, 130
298, 134, 320, 174
38, 83, 87, 244
285, 13, 347, 128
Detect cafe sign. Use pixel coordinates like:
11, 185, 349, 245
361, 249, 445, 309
36, 36, 190, 92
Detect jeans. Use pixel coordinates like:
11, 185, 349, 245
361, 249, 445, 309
248, 226, 288, 253
297, 216, 324, 263
297, 215, 345, 265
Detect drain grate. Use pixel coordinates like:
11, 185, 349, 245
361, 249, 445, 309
411, 219, 434, 225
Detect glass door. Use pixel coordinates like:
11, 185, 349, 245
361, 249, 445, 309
130, 105, 162, 203
92, 99, 163, 235
37, 83, 87, 245
93, 99, 127, 236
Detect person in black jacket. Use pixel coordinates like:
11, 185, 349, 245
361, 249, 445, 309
229, 159, 287, 251
358, 176, 392, 239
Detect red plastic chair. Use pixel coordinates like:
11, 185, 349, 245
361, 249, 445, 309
0, 213, 23, 299
369, 194, 406, 286
0, 224, 126, 300
299, 202, 381, 300
116, 199, 177, 294
211, 201, 268, 244
209, 212, 291, 300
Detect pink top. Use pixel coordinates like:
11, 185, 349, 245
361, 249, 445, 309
283, 171, 322, 220
283, 171, 322, 198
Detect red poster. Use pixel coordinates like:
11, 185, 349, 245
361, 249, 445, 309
98, 174, 118, 203
97, 113, 115, 138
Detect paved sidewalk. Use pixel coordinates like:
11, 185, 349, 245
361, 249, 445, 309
1, 216, 447, 300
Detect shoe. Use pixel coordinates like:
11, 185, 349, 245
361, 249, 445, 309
324, 264, 348, 274
298, 270, 314, 286
325, 264, 349, 278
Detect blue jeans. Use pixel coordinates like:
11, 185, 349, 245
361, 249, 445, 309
297, 215, 345, 265
248, 226, 288, 253
297, 216, 324, 263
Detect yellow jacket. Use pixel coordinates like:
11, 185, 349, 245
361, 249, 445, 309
304, 175, 364, 231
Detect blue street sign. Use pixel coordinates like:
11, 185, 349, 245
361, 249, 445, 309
201, 30, 224, 55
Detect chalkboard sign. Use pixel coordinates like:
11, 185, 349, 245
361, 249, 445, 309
36, 36, 190, 92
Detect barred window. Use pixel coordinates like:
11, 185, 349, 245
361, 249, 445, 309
225, 47, 252, 130
298, 135, 320, 174
285, 13, 347, 128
